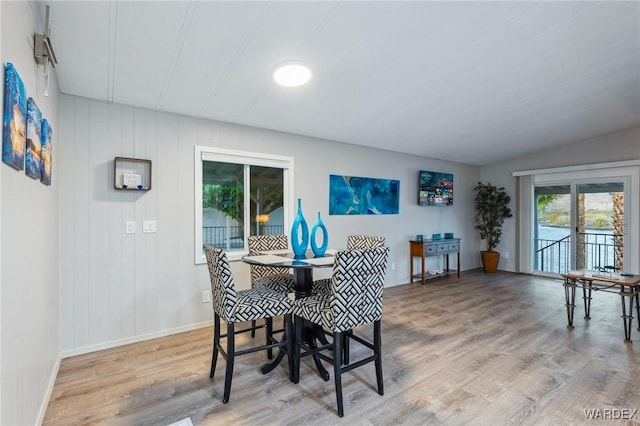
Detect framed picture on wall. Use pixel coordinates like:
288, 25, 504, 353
40, 118, 52, 185
329, 174, 400, 215
25, 97, 42, 180
2, 62, 27, 171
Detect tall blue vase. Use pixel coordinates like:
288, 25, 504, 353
311, 212, 329, 256
291, 198, 309, 258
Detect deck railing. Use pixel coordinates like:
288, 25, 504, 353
535, 231, 623, 274
536, 235, 571, 274
202, 225, 285, 249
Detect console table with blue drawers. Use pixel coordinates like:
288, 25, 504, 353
409, 238, 461, 285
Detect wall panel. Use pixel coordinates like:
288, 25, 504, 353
1, 2, 61, 424
88, 100, 110, 345
59, 95, 479, 354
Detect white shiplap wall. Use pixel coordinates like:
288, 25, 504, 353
1, 2, 61, 425
59, 94, 480, 355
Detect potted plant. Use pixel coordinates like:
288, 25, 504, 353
473, 182, 513, 272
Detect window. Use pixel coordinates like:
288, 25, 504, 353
195, 146, 294, 263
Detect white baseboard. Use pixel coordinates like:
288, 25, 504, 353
60, 321, 212, 359
37, 352, 62, 426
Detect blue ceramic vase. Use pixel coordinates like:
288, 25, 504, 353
310, 212, 329, 256
291, 198, 309, 258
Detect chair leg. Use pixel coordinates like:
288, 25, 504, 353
293, 315, 303, 384
251, 320, 257, 338
210, 314, 221, 379
333, 331, 344, 417
285, 314, 294, 382
222, 322, 235, 403
342, 331, 350, 365
265, 317, 273, 359
374, 320, 384, 396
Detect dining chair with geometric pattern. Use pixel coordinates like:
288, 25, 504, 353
312, 235, 386, 364
292, 246, 390, 417
312, 234, 385, 295
247, 235, 296, 339
204, 245, 294, 403
247, 234, 296, 293
346, 234, 386, 250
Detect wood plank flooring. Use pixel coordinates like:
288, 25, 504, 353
43, 271, 640, 425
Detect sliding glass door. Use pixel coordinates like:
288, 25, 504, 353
534, 180, 626, 275
575, 182, 624, 271
534, 185, 571, 274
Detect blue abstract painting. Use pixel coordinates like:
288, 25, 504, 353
2, 63, 27, 170
25, 97, 42, 180
40, 118, 52, 186
329, 174, 400, 215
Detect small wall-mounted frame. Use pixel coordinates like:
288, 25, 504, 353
114, 157, 151, 190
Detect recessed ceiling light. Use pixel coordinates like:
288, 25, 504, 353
273, 62, 312, 87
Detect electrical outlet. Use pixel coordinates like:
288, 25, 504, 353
143, 220, 157, 233
391, 262, 397, 270
504, 251, 510, 259
201, 290, 210, 303
125, 221, 135, 234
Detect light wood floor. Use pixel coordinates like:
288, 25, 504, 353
43, 271, 640, 425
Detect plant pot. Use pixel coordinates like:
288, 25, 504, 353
481, 251, 500, 273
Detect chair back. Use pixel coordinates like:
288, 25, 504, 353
248, 235, 291, 283
204, 245, 237, 322
330, 246, 390, 332
346, 235, 385, 250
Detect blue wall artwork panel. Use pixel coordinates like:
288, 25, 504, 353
329, 174, 400, 215
25, 97, 42, 180
40, 118, 52, 186
2, 63, 27, 170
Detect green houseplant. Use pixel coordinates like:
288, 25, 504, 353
473, 182, 513, 272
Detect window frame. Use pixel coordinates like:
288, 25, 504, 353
194, 145, 294, 264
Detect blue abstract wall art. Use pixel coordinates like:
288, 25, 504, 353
329, 174, 400, 215
40, 118, 52, 186
2, 63, 27, 171
25, 97, 42, 180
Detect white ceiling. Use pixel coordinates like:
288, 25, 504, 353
44, 1, 640, 166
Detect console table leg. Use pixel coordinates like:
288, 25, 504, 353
635, 286, 640, 331
409, 254, 414, 284
564, 277, 576, 329
582, 281, 592, 320
620, 286, 634, 342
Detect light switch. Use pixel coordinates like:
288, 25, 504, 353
125, 221, 136, 234
143, 220, 157, 233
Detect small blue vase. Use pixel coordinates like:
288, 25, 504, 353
311, 212, 329, 256
291, 198, 309, 258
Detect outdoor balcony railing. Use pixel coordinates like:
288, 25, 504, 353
202, 225, 285, 249
535, 231, 622, 274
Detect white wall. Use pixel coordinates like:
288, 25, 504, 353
1, 2, 61, 425
59, 94, 480, 355
480, 125, 640, 272
0, 2, 4, 421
